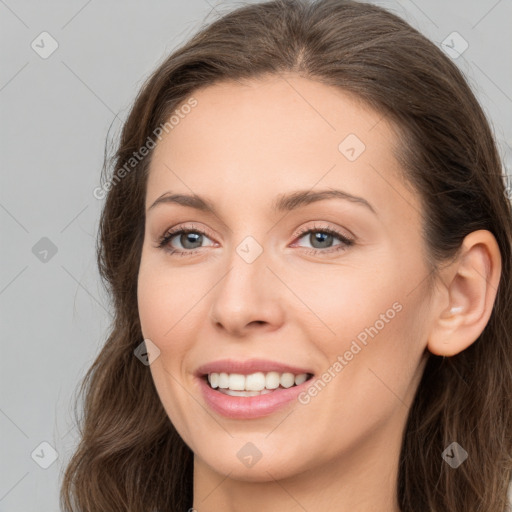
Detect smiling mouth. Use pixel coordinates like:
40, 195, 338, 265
203, 371, 315, 397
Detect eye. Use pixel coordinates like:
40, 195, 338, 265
156, 224, 216, 256
292, 223, 354, 254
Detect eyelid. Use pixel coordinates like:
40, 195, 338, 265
291, 222, 355, 244
157, 222, 217, 248
162, 222, 216, 240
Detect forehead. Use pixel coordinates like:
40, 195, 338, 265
146, 74, 419, 222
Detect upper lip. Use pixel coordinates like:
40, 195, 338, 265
195, 358, 314, 377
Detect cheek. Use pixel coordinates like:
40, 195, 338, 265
137, 256, 207, 343
137, 265, 174, 341
137, 260, 204, 445
281, 259, 399, 340
296, 258, 428, 408
328, 285, 430, 424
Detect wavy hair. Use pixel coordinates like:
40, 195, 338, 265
60, 0, 512, 510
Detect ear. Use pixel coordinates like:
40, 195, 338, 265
427, 229, 502, 357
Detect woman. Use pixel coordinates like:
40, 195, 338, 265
61, 0, 512, 510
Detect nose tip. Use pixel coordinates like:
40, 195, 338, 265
208, 258, 285, 336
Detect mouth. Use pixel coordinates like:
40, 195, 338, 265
202, 371, 315, 397
195, 359, 316, 418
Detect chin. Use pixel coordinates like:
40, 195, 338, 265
193, 436, 315, 483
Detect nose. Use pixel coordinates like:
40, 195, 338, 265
208, 243, 286, 337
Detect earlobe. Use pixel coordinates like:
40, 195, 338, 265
426, 230, 502, 357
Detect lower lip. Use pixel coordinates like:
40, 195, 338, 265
197, 376, 313, 419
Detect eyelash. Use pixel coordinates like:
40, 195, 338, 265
156, 222, 355, 257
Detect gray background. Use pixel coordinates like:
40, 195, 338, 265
1, 0, 511, 510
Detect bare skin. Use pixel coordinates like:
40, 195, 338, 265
137, 73, 501, 512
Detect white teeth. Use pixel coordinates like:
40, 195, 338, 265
294, 373, 308, 385
245, 372, 266, 391
265, 371, 280, 389
280, 372, 295, 388
228, 373, 246, 391
218, 372, 229, 388
209, 372, 219, 388
207, 371, 310, 391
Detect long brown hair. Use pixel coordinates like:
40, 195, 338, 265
60, 1, 512, 510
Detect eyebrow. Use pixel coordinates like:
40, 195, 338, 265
147, 188, 376, 215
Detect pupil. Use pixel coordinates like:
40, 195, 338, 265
181, 232, 202, 249
311, 232, 332, 249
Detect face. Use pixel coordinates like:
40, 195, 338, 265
137, 74, 433, 482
